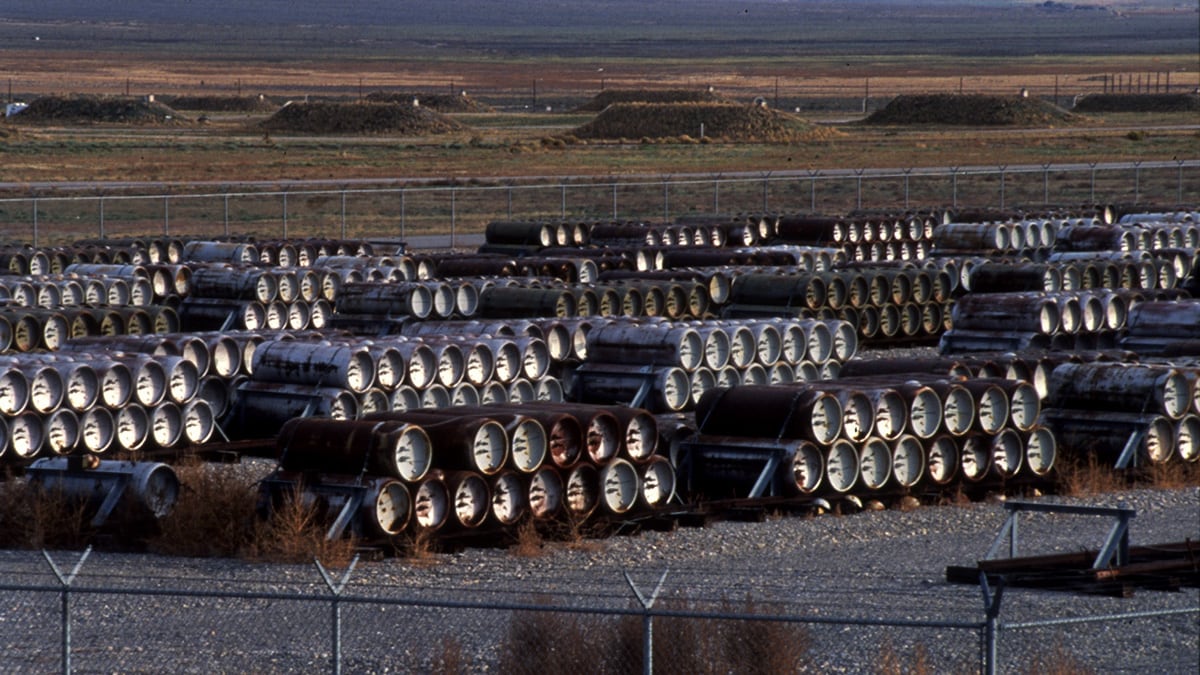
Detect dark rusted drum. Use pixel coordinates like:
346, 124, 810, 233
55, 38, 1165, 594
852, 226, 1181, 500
599, 458, 640, 515
565, 463, 600, 519
526, 466, 564, 519
888, 434, 925, 488
489, 471, 527, 525
1023, 425, 1057, 477
951, 294, 1060, 334
412, 475, 449, 532
695, 385, 843, 446
41, 408, 79, 456
857, 437, 893, 491
1048, 363, 1191, 421
823, 439, 859, 493
1174, 415, 1200, 463
371, 411, 509, 476
989, 428, 1024, 479
79, 407, 116, 455
251, 340, 376, 394
586, 322, 704, 372
114, 403, 150, 452
277, 417, 433, 482
444, 471, 490, 530
638, 456, 676, 508
1043, 409, 1176, 465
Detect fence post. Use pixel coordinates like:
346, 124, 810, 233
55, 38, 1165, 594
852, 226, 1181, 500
855, 168, 865, 210
1042, 163, 1052, 205
761, 172, 771, 212
1089, 162, 1098, 204
713, 174, 720, 214
400, 188, 406, 241
903, 168, 912, 209
451, 186, 457, 249
508, 185, 514, 219
808, 170, 820, 212
1133, 161, 1142, 204
624, 569, 669, 675
978, 571, 1005, 675
1179, 159, 1186, 205
282, 190, 289, 240
223, 192, 230, 237
316, 555, 359, 675
44, 546, 92, 675
560, 183, 567, 219
98, 195, 105, 240
663, 178, 670, 223
998, 165, 1007, 211
163, 195, 170, 237
951, 167, 959, 209
340, 189, 347, 239
612, 182, 618, 219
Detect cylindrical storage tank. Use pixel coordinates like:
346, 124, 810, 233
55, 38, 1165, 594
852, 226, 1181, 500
823, 439, 859, 494
563, 463, 599, 520
1048, 363, 1191, 421
42, 408, 80, 456
26, 458, 180, 519
114, 404, 150, 452
78, 407, 116, 455
369, 411, 509, 476
231, 382, 359, 435
695, 385, 843, 446
857, 437, 893, 491
489, 471, 527, 526
951, 294, 1060, 335
444, 471, 490, 530
1043, 409, 1176, 465
251, 340, 376, 394
1023, 425, 1057, 477
889, 434, 926, 489
1174, 415, 1200, 463
638, 455, 676, 508
149, 402, 183, 448
598, 458, 640, 515
990, 428, 1024, 480
585, 323, 704, 372
189, 266, 277, 303
572, 363, 692, 413
276, 417, 433, 482
411, 476, 449, 532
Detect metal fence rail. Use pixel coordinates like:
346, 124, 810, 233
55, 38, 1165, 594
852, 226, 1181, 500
0, 548, 1195, 674
1, 160, 1196, 247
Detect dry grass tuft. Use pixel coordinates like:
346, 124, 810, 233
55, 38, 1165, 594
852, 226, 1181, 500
403, 525, 442, 566
0, 473, 92, 550
1017, 640, 1095, 675
244, 485, 358, 567
510, 518, 546, 557
876, 641, 935, 675
152, 462, 258, 558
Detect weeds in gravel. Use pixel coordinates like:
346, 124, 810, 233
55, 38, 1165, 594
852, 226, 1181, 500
153, 461, 258, 558
245, 485, 358, 567
510, 518, 546, 557
403, 525, 441, 565
876, 641, 934, 675
1017, 640, 1094, 675
0, 472, 91, 550
498, 595, 811, 674
428, 636, 472, 674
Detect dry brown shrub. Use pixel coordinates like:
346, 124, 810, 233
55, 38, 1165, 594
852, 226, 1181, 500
1144, 459, 1200, 489
152, 462, 258, 558
402, 525, 442, 566
0, 475, 92, 550
428, 635, 472, 675
510, 518, 546, 558
244, 486, 358, 567
1056, 455, 1126, 497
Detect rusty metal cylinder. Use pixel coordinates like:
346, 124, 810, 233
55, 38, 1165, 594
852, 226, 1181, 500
695, 385, 843, 445
571, 363, 693, 413
276, 417, 433, 482
478, 286, 576, 318
251, 340, 376, 393
489, 471, 527, 525
585, 322, 704, 372
188, 266, 278, 303
367, 411, 510, 476
1048, 362, 1191, 420
951, 293, 1061, 335
333, 281, 433, 318
526, 466, 564, 519
967, 263, 1061, 293
1042, 408, 1176, 465
441, 470, 490, 530
181, 240, 259, 264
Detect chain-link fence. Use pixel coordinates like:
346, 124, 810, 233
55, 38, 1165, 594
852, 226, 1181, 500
1, 161, 1196, 247
1, 548, 1195, 674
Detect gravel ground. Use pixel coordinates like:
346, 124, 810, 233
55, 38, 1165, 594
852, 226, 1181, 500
0, 485, 1195, 673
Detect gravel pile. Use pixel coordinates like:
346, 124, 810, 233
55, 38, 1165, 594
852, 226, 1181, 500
0, 486, 1195, 672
